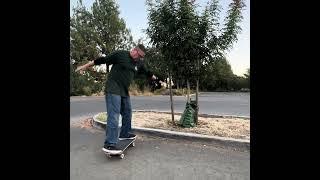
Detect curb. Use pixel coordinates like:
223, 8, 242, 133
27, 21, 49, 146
133, 127, 249, 151
92, 111, 250, 151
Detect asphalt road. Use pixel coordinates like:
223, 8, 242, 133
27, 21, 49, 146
70, 92, 250, 118
70, 127, 250, 180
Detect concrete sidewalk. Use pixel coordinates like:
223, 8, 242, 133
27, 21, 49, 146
70, 127, 250, 180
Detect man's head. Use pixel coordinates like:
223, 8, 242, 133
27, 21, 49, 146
130, 44, 146, 61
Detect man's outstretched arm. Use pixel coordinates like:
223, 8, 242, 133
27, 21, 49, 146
75, 61, 94, 73
75, 52, 117, 73
138, 64, 157, 80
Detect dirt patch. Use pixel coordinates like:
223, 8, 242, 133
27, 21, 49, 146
133, 112, 249, 140
93, 112, 250, 140
78, 118, 94, 129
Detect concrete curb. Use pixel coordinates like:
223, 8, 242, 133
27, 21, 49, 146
133, 127, 249, 151
92, 111, 250, 151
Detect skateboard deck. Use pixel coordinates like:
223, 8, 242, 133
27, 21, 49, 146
103, 138, 136, 159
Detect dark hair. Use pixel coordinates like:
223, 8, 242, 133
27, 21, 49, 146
137, 44, 146, 53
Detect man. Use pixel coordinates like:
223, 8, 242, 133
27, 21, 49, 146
75, 44, 156, 154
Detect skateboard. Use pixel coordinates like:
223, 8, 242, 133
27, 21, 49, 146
103, 138, 136, 159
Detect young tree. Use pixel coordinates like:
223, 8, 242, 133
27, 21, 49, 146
146, 0, 245, 125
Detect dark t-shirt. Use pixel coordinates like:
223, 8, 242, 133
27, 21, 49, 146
94, 50, 153, 97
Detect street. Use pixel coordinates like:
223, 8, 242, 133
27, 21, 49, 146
70, 127, 250, 180
70, 92, 250, 118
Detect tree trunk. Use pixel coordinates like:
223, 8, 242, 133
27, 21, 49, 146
169, 72, 175, 125
187, 79, 190, 102
195, 78, 199, 125
195, 58, 200, 125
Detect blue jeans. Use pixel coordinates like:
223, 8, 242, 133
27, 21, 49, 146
104, 93, 132, 146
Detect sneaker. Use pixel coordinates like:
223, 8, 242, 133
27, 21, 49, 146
102, 145, 122, 154
119, 133, 136, 140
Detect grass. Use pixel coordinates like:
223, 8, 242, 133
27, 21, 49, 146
95, 112, 107, 122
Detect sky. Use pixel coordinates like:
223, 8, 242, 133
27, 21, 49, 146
70, 0, 250, 76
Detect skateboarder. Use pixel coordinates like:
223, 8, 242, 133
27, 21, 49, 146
76, 44, 157, 154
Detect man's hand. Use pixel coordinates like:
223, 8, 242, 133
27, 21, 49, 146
75, 65, 83, 72
151, 75, 157, 80
75, 65, 86, 74
75, 61, 94, 74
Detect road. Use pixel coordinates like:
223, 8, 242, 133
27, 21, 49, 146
70, 127, 250, 180
70, 92, 250, 118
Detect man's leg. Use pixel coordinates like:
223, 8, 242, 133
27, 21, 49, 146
104, 93, 121, 147
119, 96, 135, 139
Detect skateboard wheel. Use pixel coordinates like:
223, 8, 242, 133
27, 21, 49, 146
132, 142, 135, 147
120, 154, 125, 159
